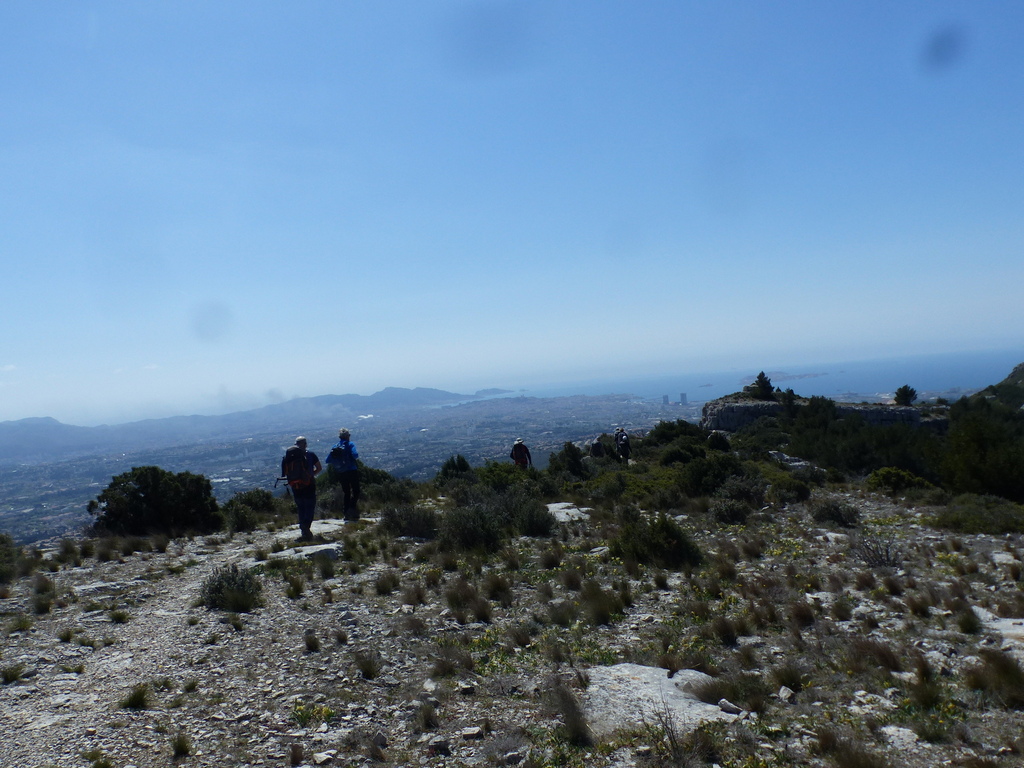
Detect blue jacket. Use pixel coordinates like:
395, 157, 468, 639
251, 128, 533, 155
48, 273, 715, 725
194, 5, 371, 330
326, 440, 358, 472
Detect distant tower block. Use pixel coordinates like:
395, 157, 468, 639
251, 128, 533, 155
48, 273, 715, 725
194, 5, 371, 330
662, 395, 669, 405
680, 392, 687, 405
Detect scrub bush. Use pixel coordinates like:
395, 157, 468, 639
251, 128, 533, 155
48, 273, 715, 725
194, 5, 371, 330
379, 505, 439, 539
930, 494, 1024, 535
435, 454, 474, 486
865, 467, 933, 495
0, 533, 21, 585
766, 474, 810, 505
609, 510, 702, 571
199, 563, 263, 612
680, 453, 744, 497
222, 488, 276, 533
810, 498, 861, 528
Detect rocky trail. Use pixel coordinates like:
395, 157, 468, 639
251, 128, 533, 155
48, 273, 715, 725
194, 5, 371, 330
3, 495, 1024, 768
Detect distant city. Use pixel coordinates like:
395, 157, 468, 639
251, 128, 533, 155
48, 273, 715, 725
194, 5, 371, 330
3, 347, 1015, 546
0, 391, 698, 544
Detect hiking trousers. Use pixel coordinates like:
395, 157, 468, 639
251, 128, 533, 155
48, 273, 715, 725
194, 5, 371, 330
339, 470, 360, 520
294, 491, 316, 536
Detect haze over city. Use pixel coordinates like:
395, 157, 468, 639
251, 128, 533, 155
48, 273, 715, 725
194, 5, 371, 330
2, 3, 1023, 426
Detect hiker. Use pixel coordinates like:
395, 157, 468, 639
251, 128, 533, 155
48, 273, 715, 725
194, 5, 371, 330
590, 437, 605, 458
614, 427, 632, 463
326, 428, 360, 521
281, 436, 322, 540
510, 438, 532, 468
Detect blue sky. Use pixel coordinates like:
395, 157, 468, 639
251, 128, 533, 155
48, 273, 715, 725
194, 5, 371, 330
2, 2, 1023, 425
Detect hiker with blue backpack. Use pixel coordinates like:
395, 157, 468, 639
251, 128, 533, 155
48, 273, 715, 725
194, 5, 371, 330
326, 428, 360, 521
281, 436, 322, 541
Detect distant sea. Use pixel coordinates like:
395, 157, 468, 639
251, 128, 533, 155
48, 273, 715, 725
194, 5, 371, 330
517, 348, 1024, 404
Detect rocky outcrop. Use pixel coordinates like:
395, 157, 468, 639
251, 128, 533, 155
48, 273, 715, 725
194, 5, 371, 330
699, 400, 785, 431
700, 399, 923, 432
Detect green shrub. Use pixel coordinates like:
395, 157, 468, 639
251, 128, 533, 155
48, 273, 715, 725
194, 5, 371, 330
435, 454, 475, 486
223, 489, 275, 533
88, 466, 222, 536
547, 441, 588, 480
810, 498, 861, 528
710, 498, 751, 525
766, 474, 811, 505
379, 505, 438, 539
941, 397, 1024, 501
199, 564, 263, 612
56, 538, 80, 565
609, 510, 702, 571
691, 670, 769, 712
658, 439, 706, 467
715, 474, 767, 507
643, 419, 707, 448
706, 432, 731, 452
744, 372, 775, 401
930, 494, 1024, 535
680, 453, 744, 497
438, 485, 554, 552
894, 385, 917, 406
504, 492, 555, 538
865, 467, 933, 495
0, 533, 20, 585
364, 476, 418, 507
438, 505, 503, 553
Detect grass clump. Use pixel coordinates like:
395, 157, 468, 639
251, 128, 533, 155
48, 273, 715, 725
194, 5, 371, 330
964, 649, 1024, 708
171, 730, 192, 758
580, 579, 623, 626
815, 726, 890, 768
120, 682, 152, 710
199, 563, 263, 612
548, 677, 593, 747
2, 663, 26, 684
431, 643, 475, 677
374, 570, 400, 596
352, 648, 383, 679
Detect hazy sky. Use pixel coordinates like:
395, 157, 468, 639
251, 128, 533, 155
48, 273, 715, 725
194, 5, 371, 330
3, 2, 1023, 425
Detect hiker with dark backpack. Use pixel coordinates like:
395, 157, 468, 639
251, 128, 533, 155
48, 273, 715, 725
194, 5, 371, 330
510, 438, 532, 468
614, 427, 632, 463
281, 436, 322, 540
326, 428, 360, 521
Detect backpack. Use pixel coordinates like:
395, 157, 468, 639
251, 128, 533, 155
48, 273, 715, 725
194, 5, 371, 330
327, 442, 352, 469
282, 445, 313, 490
511, 443, 529, 462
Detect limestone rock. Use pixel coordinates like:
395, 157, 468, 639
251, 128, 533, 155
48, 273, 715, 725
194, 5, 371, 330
583, 663, 735, 738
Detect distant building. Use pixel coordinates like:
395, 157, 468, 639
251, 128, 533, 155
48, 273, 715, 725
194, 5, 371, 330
662, 395, 669, 405
680, 392, 687, 405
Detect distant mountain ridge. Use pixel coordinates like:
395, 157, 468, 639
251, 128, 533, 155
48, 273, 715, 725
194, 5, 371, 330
0, 387, 493, 466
